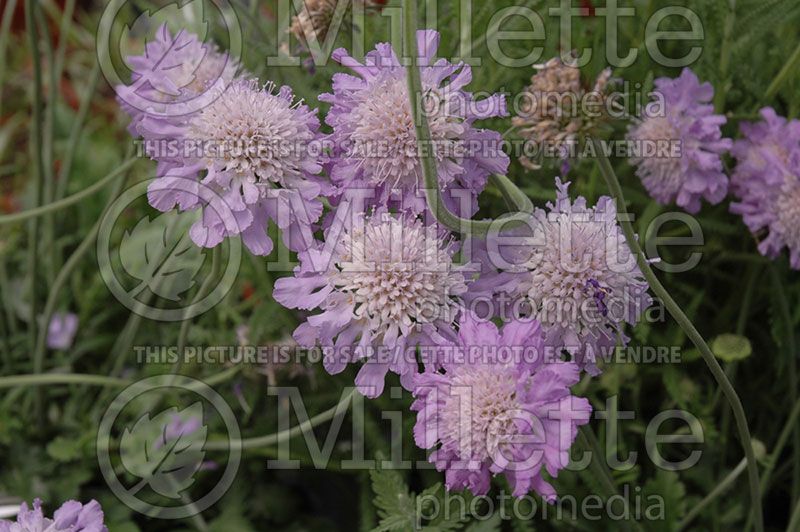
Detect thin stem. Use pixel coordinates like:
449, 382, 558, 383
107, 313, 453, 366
770, 265, 800, 505
0, 157, 137, 225
56, 59, 102, 201
402, 0, 532, 236
0, 374, 130, 389
0, 366, 240, 391
578, 426, 644, 532
206, 388, 357, 451
766, 39, 800, 100
678, 458, 747, 530
25, 0, 46, 423
592, 139, 763, 532
31, 162, 131, 378
0, 0, 19, 118
789, 497, 800, 532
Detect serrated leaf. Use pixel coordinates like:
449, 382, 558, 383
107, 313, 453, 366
120, 403, 207, 499
711, 334, 752, 362
370, 468, 416, 532
119, 211, 204, 302
642, 470, 686, 532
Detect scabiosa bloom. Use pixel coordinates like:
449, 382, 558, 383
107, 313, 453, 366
144, 78, 327, 255
320, 30, 509, 217
730, 107, 800, 268
627, 68, 732, 213
412, 311, 591, 499
118, 24, 242, 133
273, 205, 468, 397
46, 312, 78, 350
0, 499, 107, 532
286, 0, 386, 55
512, 56, 614, 170
468, 179, 651, 374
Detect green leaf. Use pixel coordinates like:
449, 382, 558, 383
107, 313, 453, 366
710, 334, 753, 362
642, 470, 687, 532
46, 435, 84, 462
370, 467, 416, 532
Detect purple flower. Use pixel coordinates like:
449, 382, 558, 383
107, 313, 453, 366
627, 68, 732, 213
46, 312, 78, 350
467, 178, 651, 375
320, 29, 509, 216
273, 204, 468, 397
0, 499, 107, 532
730, 107, 800, 269
411, 311, 591, 500
143, 79, 327, 255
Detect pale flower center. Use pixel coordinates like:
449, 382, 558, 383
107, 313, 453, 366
331, 217, 464, 336
441, 366, 522, 461
349, 74, 465, 188
189, 82, 311, 184
776, 178, 800, 250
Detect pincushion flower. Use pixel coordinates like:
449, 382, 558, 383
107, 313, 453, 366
468, 179, 651, 375
273, 205, 468, 397
411, 311, 591, 499
138, 78, 327, 255
320, 29, 509, 217
512, 56, 614, 170
0, 499, 106, 532
627, 68, 732, 213
730, 107, 800, 268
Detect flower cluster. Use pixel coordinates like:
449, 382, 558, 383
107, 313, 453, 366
0, 499, 106, 532
115, 30, 663, 502
730, 107, 800, 269
627, 68, 732, 213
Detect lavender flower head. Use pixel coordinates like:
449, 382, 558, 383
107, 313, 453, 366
627, 68, 732, 213
137, 77, 327, 256
412, 311, 591, 499
46, 312, 78, 350
273, 204, 468, 397
468, 178, 651, 374
320, 30, 509, 216
0, 499, 106, 532
730, 107, 800, 269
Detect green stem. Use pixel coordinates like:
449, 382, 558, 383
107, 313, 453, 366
592, 139, 763, 532
56, 59, 102, 201
25, 0, 46, 423
679, 458, 747, 530
31, 163, 130, 378
789, 496, 800, 532
746, 396, 800, 531
578, 426, 643, 532
402, 0, 532, 236
770, 265, 800, 505
0, 366, 240, 391
0, 0, 19, 118
205, 388, 357, 451
713, 0, 736, 112
0, 374, 130, 389
0, 157, 136, 225
766, 39, 800, 100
